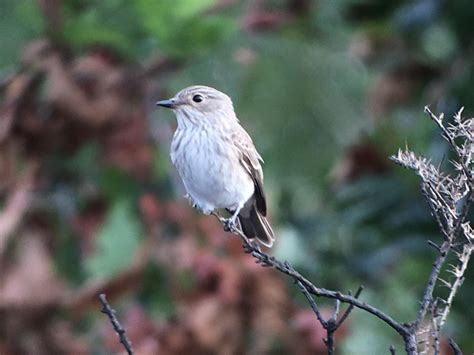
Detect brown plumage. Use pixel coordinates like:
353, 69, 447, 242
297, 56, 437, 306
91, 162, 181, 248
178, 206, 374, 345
157, 85, 275, 247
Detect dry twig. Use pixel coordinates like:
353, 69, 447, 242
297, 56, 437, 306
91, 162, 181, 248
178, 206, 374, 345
210, 106, 472, 354
212, 212, 417, 354
392, 107, 472, 353
99, 294, 134, 355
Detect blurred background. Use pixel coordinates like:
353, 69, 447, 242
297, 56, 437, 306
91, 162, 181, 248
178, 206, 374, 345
0, 0, 473, 354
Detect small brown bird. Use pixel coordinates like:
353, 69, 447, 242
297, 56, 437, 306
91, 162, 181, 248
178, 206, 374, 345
157, 85, 274, 247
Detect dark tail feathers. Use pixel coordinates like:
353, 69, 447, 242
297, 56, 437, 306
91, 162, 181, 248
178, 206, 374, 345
238, 205, 275, 247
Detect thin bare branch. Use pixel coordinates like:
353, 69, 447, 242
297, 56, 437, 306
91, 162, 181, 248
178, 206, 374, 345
210, 106, 472, 355
99, 294, 134, 355
424, 106, 471, 180
437, 244, 473, 327
293, 277, 326, 327
335, 286, 364, 328
414, 240, 451, 330
448, 338, 463, 355
212, 215, 411, 339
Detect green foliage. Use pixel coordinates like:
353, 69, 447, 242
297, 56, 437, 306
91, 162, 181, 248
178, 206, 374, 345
342, 293, 404, 353
152, 146, 171, 181
139, 263, 175, 317
172, 36, 368, 188
49, 0, 238, 59
85, 198, 142, 279
135, 0, 237, 57
421, 23, 457, 62
0, 0, 44, 69
99, 168, 139, 202
273, 226, 314, 269
62, 142, 99, 179
54, 220, 85, 285
59, 0, 145, 57
240, 40, 368, 183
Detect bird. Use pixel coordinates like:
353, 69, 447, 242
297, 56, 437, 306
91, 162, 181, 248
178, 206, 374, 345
156, 85, 275, 247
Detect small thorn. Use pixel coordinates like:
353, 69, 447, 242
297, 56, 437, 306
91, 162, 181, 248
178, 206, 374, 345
427, 240, 441, 252
438, 278, 451, 288
332, 300, 340, 320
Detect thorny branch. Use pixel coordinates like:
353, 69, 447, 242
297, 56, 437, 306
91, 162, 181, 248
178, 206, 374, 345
99, 294, 134, 355
212, 212, 416, 354
448, 338, 463, 355
293, 275, 363, 355
424, 106, 472, 181
212, 107, 472, 354
98, 106, 471, 354
389, 107, 472, 353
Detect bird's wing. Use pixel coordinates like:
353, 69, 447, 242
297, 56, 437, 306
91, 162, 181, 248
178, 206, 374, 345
232, 126, 267, 216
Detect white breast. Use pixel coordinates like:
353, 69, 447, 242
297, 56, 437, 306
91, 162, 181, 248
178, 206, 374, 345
171, 127, 254, 213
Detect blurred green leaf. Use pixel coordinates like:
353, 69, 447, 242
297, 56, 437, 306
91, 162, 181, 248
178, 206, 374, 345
99, 168, 139, 202
342, 290, 405, 353
139, 263, 175, 317
273, 226, 314, 268
0, 0, 44, 69
85, 198, 141, 279
55, 221, 85, 285
136, 0, 215, 32
173, 37, 368, 187
63, 142, 99, 178
422, 23, 457, 62
59, 0, 145, 57
135, 0, 236, 57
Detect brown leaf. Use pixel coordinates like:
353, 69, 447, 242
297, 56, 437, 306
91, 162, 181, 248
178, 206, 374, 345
0, 72, 42, 142
70, 199, 106, 256
186, 296, 242, 354
242, 11, 291, 31
0, 160, 38, 254
99, 110, 153, 178
330, 142, 388, 184
139, 193, 164, 224
367, 63, 438, 120
0, 231, 65, 308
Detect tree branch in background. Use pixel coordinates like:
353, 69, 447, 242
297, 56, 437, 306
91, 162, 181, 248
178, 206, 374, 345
392, 107, 473, 353
99, 294, 134, 355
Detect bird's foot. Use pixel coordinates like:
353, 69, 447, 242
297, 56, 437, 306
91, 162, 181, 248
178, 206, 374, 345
223, 215, 238, 232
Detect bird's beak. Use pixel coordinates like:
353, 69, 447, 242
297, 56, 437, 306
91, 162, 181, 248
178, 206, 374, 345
156, 98, 177, 109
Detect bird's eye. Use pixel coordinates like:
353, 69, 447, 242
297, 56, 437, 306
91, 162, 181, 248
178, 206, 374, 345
192, 94, 203, 103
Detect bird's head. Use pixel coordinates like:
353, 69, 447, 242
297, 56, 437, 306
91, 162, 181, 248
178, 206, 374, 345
156, 85, 237, 127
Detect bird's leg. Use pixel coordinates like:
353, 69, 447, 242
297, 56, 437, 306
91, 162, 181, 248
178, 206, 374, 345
224, 206, 241, 232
